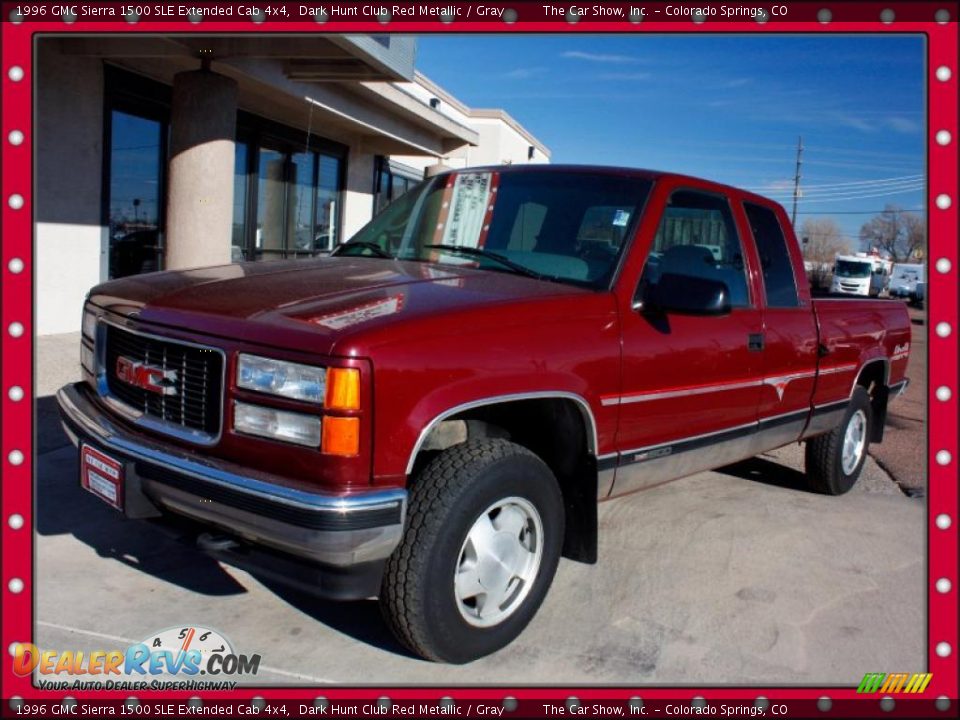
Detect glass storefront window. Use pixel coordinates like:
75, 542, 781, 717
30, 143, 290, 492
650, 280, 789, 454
107, 110, 164, 279
314, 155, 341, 252
232, 143, 248, 262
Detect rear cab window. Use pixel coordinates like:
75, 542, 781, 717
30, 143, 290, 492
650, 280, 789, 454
743, 202, 800, 307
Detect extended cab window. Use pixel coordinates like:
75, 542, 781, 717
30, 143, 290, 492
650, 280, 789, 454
643, 190, 750, 307
744, 202, 800, 308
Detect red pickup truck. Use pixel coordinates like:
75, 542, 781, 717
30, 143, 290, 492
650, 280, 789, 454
58, 166, 910, 664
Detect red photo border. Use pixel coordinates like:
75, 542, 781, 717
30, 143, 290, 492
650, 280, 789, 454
1, 2, 957, 716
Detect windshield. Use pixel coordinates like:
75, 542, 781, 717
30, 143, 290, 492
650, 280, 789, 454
835, 259, 872, 278
339, 170, 653, 288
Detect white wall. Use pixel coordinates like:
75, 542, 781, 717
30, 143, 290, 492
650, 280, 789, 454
36, 43, 106, 335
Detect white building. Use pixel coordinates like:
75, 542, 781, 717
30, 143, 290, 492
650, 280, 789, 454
35, 36, 549, 335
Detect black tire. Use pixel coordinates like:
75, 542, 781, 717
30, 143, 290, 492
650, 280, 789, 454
380, 439, 564, 663
805, 386, 873, 495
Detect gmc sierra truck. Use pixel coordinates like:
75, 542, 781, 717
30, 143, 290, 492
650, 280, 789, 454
58, 166, 911, 664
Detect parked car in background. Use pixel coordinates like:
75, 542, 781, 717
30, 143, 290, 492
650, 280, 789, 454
60, 166, 911, 664
889, 263, 925, 304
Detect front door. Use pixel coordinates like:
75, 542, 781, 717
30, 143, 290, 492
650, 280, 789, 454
609, 183, 764, 496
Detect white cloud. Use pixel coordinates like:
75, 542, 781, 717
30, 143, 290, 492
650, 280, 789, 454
503, 67, 546, 80
561, 50, 640, 64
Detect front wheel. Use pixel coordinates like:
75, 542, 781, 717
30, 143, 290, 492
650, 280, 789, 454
380, 439, 564, 663
804, 386, 873, 495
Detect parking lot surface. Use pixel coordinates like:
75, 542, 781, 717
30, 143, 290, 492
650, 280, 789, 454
34, 332, 925, 686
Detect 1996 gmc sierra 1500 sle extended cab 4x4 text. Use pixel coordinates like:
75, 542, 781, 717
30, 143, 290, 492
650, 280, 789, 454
58, 166, 910, 663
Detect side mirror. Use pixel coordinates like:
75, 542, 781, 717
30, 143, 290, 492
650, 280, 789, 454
636, 272, 732, 316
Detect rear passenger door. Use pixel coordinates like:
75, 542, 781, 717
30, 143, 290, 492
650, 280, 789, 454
610, 185, 764, 496
742, 200, 819, 449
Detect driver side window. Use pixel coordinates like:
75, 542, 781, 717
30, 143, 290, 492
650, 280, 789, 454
641, 190, 751, 307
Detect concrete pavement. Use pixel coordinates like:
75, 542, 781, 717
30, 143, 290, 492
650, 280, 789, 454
33, 332, 925, 685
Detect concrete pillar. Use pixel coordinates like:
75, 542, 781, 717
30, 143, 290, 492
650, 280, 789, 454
165, 67, 238, 270
341, 148, 376, 241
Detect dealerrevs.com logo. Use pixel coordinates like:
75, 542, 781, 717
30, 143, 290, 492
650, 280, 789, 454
13, 626, 261, 691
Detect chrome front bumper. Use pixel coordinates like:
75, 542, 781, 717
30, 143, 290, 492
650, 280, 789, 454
57, 382, 406, 569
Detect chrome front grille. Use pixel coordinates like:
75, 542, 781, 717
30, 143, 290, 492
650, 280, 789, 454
103, 324, 223, 439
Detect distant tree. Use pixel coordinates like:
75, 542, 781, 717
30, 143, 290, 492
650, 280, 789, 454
859, 205, 925, 262
799, 217, 850, 289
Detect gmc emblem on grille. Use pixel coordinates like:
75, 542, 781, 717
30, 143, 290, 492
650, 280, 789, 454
115, 356, 179, 396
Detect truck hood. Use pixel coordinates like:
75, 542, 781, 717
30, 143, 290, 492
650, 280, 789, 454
89, 257, 597, 356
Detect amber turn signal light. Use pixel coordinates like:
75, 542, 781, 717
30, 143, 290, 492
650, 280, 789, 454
325, 368, 360, 410
321, 416, 360, 456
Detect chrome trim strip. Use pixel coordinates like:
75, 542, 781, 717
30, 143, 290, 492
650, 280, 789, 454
405, 391, 599, 476
604, 379, 764, 407
819, 362, 859, 376
94, 314, 228, 447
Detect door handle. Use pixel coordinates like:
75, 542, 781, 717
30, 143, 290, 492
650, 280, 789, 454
748, 333, 765, 352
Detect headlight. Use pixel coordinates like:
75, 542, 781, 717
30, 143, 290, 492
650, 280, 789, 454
237, 354, 326, 403
233, 402, 322, 447
82, 306, 97, 341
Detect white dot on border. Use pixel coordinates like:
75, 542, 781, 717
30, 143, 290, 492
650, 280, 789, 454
936, 514, 952, 530
9, 642, 21, 657
314, 698, 329, 709
251, 9, 264, 23
8, 322, 24, 338
755, 10, 769, 23
8, 66, 25, 82
9, 8, 24, 22
880, 8, 895, 23
628, 697, 643, 710
439, 697, 455, 709
377, 697, 392, 710
936, 450, 952, 466
377, 10, 391, 23
935, 577, 952, 593
8, 386, 25, 402
936, 258, 952, 273
8, 578, 24, 594
188, 11, 202, 23
936, 130, 952, 146
817, 697, 832, 712
692, 11, 707, 24
503, 8, 517, 23
755, 698, 769, 710
8, 194, 24, 210
8, 450, 24, 466
62, 698, 77, 709
125, 11, 139, 23
63, 10, 76, 23
9, 698, 23, 711
879, 696, 895, 712
125, 698, 139, 708
936, 66, 952, 82
629, 10, 643, 23
566, 697, 580, 711
817, 8, 832, 23
692, 697, 707, 708
440, 12, 454, 23
8, 514, 25, 530
8, 257, 25, 274
936, 194, 952, 209
502, 697, 518, 712
314, 11, 328, 23
251, 698, 266, 710
8, 130, 24, 146
566, 9, 580, 23
935, 9, 951, 23
936, 696, 951, 711
935, 641, 952, 657
188, 697, 202, 708
936, 322, 952, 338
935, 386, 952, 402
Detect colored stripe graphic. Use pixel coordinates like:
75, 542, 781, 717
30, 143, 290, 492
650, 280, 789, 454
857, 672, 933, 694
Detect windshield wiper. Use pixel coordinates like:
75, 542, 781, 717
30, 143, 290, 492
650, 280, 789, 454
424, 245, 545, 281
332, 241, 394, 259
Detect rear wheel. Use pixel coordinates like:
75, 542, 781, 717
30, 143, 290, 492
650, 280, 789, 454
805, 386, 873, 495
380, 439, 564, 663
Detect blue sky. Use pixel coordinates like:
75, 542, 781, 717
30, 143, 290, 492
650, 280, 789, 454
415, 35, 925, 248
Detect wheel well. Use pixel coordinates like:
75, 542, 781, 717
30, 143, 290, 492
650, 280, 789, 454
855, 360, 890, 443
410, 398, 598, 564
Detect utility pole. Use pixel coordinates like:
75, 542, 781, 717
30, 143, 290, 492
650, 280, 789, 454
791, 136, 803, 228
